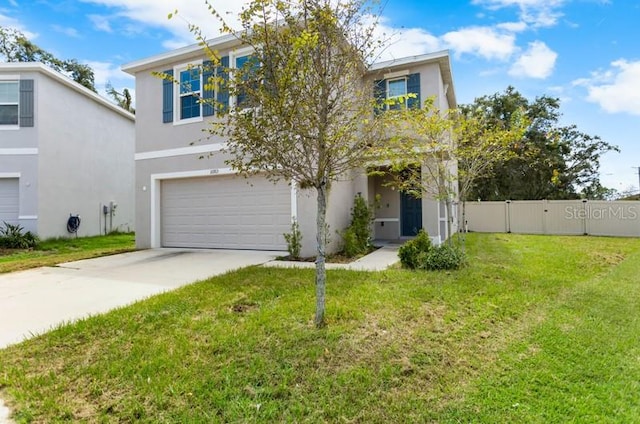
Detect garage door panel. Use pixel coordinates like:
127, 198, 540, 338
0, 179, 19, 225
161, 175, 290, 250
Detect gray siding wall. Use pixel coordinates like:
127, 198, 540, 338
36, 72, 135, 239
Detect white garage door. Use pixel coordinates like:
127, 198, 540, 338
0, 179, 19, 225
161, 175, 291, 250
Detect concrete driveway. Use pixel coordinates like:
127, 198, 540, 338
0, 248, 283, 349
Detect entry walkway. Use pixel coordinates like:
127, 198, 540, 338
263, 244, 400, 271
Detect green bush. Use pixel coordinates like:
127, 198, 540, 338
342, 227, 359, 258
341, 194, 375, 258
398, 229, 432, 269
399, 230, 465, 270
283, 220, 302, 259
420, 243, 465, 270
0, 222, 39, 249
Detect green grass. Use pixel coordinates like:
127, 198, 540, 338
1, 233, 640, 422
0, 233, 135, 273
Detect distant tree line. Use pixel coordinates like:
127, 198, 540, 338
0, 26, 134, 113
460, 86, 618, 201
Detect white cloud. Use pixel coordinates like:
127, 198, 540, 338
88, 14, 113, 32
83, 60, 133, 90
508, 40, 557, 78
472, 0, 565, 28
80, 0, 245, 48
372, 17, 442, 61
0, 13, 37, 39
574, 60, 640, 116
79, 0, 552, 80
441, 26, 517, 61
51, 24, 80, 38
496, 21, 528, 32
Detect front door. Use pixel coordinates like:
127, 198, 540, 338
401, 192, 422, 236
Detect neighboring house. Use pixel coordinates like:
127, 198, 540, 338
122, 35, 456, 256
0, 63, 135, 239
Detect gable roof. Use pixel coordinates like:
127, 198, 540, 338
0, 62, 135, 121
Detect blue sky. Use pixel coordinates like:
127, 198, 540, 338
2, 0, 639, 192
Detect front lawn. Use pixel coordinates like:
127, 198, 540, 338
0, 233, 135, 273
1, 233, 640, 422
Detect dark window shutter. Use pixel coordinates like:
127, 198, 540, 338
407, 73, 421, 109
162, 69, 173, 123
202, 60, 214, 117
374, 79, 386, 115
19, 79, 34, 127
216, 56, 229, 112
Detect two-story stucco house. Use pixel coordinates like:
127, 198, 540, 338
123, 35, 456, 257
0, 63, 135, 239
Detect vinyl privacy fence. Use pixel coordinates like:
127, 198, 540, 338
462, 200, 640, 237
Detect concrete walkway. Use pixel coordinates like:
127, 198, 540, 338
263, 245, 400, 271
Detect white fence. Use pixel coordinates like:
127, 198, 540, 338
462, 200, 640, 237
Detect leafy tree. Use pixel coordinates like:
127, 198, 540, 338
178, 0, 386, 327
378, 97, 526, 240
463, 86, 618, 200
0, 26, 96, 92
105, 81, 135, 113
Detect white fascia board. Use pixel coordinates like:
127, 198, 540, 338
135, 143, 225, 161
122, 33, 241, 75
0, 148, 38, 155
369, 50, 450, 71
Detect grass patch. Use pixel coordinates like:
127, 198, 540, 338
0, 233, 135, 273
1, 233, 640, 422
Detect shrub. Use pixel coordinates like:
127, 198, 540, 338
341, 194, 375, 258
283, 220, 302, 259
419, 243, 465, 270
398, 229, 432, 269
0, 222, 39, 249
399, 230, 465, 270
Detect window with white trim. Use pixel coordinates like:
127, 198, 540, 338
387, 78, 407, 110
0, 81, 19, 126
230, 47, 258, 109
177, 66, 202, 122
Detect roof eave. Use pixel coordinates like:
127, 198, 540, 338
0, 62, 135, 121
121, 33, 241, 74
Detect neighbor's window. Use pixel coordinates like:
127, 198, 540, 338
233, 52, 259, 108
0, 81, 19, 126
387, 78, 407, 110
178, 67, 201, 121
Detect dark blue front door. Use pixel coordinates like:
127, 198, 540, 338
401, 192, 422, 236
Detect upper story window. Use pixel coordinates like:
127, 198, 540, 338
178, 67, 201, 121
387, 78, 407, 110
161, 50, 257, 124
0, 81, 19, 126
374, 72, 421, 113
0, 79, 33, 129
231, 48, 259, 109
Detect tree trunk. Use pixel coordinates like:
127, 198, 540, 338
314, 181, 328, 328
445, 198, 453, 245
